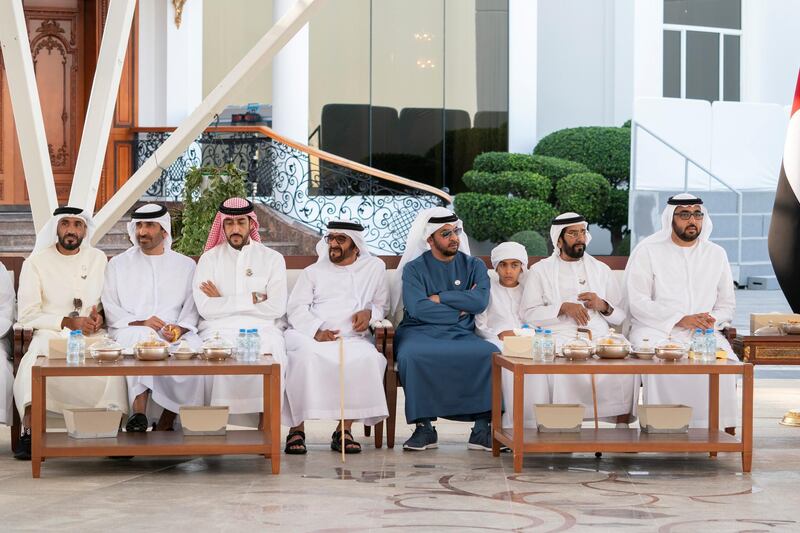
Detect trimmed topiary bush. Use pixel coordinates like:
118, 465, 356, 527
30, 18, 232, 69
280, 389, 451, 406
533, 126, 630, 187
454, 192, 557, 243
461, 170, 551, 201
554, 172, 611, 222
509, 230, 548, 256
472, 152, 589, 183
600, 186, 630, 253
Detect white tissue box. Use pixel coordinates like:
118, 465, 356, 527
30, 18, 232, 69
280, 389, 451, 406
502, 336, 533, 358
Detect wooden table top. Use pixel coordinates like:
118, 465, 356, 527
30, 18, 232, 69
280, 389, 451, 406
494, 353, 749, 375
32, 355, 279, 376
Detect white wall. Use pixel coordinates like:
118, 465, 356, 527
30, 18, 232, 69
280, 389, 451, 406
508, 0, 538, 152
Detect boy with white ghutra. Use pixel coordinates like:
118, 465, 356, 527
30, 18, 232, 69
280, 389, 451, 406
475, 242, 551, 431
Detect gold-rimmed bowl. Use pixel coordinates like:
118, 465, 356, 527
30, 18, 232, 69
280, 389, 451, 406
595, 344, 630, 359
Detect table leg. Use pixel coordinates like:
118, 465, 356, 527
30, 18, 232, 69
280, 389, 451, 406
31, 372, 44, 478
513, 367, 524, 473
742, 364, 753, 473
491, 357, 501, 457
269, 366, 281, 475
708, 373, 719, 457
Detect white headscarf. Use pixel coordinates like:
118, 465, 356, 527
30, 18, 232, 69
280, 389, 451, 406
636, 193, 713, 249
490, 242, 529, 270
396, 207, 470, 274
127, 203, 172, 250
315, 220, 373, 265
550, 212, 592, 255
33, 206, 96, 253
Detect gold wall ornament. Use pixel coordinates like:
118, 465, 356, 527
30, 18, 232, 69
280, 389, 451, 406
173, 0, 188, 29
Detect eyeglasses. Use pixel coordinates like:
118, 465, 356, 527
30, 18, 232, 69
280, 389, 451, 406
438, 228, 462, 239
674, 211, 704, 220
69, 298, 83, 318
564, 229, 588, 239
324, 234, 349, 245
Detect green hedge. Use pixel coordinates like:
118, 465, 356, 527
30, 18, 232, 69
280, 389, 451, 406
534, 127, 630, 186
471, 152, 589, 182
554, 172, 611, 222
454, 192, 557, 243
461, 170, 551, 201
509, 230, 548, 256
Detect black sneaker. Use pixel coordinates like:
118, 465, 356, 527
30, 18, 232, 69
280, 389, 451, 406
403, 425, 438, 451
467, 426, 492, 451
14, 432, 31, 461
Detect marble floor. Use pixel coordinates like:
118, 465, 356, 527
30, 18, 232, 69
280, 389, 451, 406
2, 378, 800, 533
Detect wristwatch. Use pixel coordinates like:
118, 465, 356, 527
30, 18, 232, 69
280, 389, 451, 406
601, 302, 614, 316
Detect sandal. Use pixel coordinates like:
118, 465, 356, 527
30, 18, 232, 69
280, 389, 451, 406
284, 430, 307, 455
331, 429, 361, 454
125, 413, 149, 433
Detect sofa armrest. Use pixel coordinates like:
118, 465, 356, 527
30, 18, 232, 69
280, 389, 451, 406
12, 323, 33, 375
722, 326, 737, 342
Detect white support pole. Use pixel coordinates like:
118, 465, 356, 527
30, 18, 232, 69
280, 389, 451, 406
68, 0, 137, 213
0, 0, 58, 231
92, 0, 326, 243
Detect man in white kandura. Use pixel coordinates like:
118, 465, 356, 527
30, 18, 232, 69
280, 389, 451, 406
521, 213, 637, 425
14, 207, 127, 460
625, 193, 737, 430
193, 198, 287, 426
476, 242, 551, 429
103, 204, 203, 432
283, 220, 389, 455
0, 261, 14, 429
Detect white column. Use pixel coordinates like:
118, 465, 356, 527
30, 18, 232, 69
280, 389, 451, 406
0, 0, 58, 230
272, 0, 310, 143
508, 0, 537, 152
633, 0, 662, 102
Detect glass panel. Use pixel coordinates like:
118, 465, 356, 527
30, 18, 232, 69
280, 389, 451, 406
663, 30, 681, 98
371, 0, 445, 189
444, 0, 508, 194
686, 30, 719, 102
723, 34, 740, 102
664, 0, 741, 30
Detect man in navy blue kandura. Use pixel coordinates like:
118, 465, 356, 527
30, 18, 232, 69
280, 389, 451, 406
394, 208, 497, 451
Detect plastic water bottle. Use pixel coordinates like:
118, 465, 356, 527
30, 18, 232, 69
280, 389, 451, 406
691, 328, 705, 360
66, 330, 84, 365
248, 329, 261, 362
541, 329, 555, 361
704, 328, 717, 362
236, 329, 248, 361
532, 327, 543, 361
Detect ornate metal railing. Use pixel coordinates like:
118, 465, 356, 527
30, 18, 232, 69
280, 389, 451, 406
134, 125, 451, 254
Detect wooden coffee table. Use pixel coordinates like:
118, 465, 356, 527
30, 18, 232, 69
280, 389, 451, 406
30, 356, 281, 478
491, 354, 753, 473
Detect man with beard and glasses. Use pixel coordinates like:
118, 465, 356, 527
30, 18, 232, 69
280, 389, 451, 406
282, 220, 388, 455
193, 198, 287, 427
393, 208, 496, 452
102, 204, 203, 433
13, 207, 127, 460
626, 193, 738, 431
521, 213, 637, 425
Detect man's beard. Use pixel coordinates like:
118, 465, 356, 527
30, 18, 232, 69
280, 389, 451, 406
329, 244, 356, 264
562, 241, 585, 259
433, 239, 458, 257
137, 234, 163, 251
672, 221, 700, 242
58, 233, 82, 251
226, 233, 249, 250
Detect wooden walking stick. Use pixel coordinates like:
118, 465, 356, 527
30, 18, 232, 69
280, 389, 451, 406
339, 336, 345, 463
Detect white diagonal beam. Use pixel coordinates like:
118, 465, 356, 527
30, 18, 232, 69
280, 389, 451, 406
68, 0, 137, 213
0, 0, 58, 231
92, 0, 325, 242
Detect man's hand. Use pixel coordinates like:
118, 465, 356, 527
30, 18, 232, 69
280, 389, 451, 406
200, 281, 221, 298
559, 302, 590, 326
131, 315, 166, 332
577, 292, 609, 314
62, 316, 99, 335
161, 324, 187, 343
314, 329, 340, 342
428, 294, 441, 304
352, 309, 372, 333
676, 313, 716, 331
88, 305, 104, 330
252, 291, 268, 304
498, 330, 515, 340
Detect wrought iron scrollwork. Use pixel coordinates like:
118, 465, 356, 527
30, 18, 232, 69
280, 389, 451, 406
136, 129, 447, 254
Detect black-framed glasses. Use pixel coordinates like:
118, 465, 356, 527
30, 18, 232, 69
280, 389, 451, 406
674, 211, 704, 220
439, 228, 462, 239
324, 234, 349, 245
